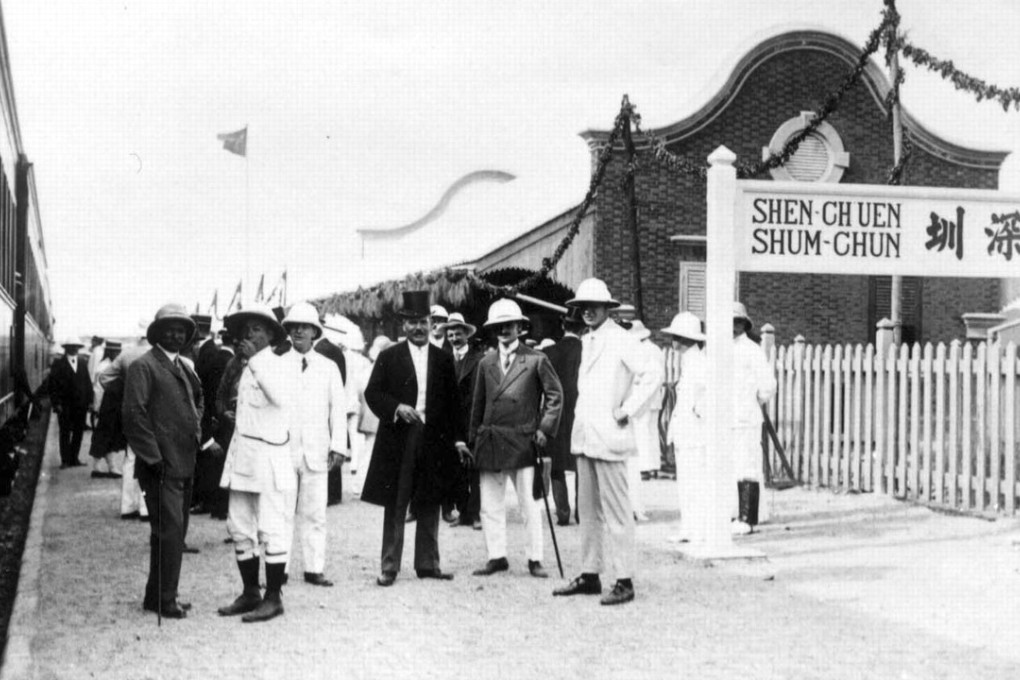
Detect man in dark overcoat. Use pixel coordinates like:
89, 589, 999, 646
49, 337, 94, 468
122, 303, 203, 619
443, 312, 483, 528
541, 306, 585, 525
361, 290, 465, 586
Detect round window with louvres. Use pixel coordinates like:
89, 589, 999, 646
763, 112, 849, 183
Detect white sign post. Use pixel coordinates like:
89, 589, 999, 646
682, 144, 1020, 560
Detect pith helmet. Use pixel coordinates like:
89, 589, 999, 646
661, 312, 705, 342
629, 319, 651, 341
440, 312, 477, 338
224, 304, 287, 344
146, 303, 198, 346
61, 336, 85, 348
430, 304, 449, 321
282, 301, 324, 340
483, 299, 529, 328
566, 278, 620, 308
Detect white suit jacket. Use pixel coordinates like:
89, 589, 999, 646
571, 319, 664, 461
667, 346, 707, 451
288, 349, 348, 471
732, 333, 776, 428
220, 346, 295, 493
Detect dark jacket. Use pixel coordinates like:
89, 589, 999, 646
469, 344, 562, 471
49, 356, 94, 411
122, 348, 204, 480
452, 346, 484, 436
542, 335, 582, 472
314, 337, 347, 383
361, 341, 464, 509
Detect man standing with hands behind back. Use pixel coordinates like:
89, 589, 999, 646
122, 303, 203, 619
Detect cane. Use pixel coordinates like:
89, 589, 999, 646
156, 466, 163, 628
533, 443, 564, 578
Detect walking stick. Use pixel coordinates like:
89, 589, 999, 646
533, 443, 564, 578
156, 467, 162, 627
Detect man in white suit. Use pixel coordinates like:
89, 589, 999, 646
217, 305, 295, 623
552, 279, 663, 606
281, 302, 349, 587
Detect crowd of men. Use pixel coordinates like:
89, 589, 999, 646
44, 276, 776, 619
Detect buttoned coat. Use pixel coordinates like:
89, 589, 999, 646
121, 348, 204, 480
288, 349, 347, 471
470, 344, 563, 471
571, 319, 664, 462
219, 346, 296, 493
49, 355, 94, 411
452, 345, 484, 436
361, 341, 463, 509
542, 335, 581, 473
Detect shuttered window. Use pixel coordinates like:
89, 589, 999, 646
679, 262, 706, 320
869, 276, 922, 343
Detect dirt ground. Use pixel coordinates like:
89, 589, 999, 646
3, 417, 1020, 680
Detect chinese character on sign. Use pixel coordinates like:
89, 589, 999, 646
985, 210, 1020, 262
925, 207, 964, 260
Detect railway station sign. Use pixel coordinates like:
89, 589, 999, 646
735, 180, 1020, 278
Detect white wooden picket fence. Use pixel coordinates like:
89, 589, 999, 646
763, 333, 1020, 515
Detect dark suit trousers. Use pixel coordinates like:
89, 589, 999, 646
381, 424, 440, 574
138, 467, 189, 604
57, 407, 87, 465
458, 468, 481, 522
551, 470, 571, 524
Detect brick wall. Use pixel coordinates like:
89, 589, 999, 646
591, 42, 1001, 346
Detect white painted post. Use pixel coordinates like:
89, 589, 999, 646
678, 146, 760, 560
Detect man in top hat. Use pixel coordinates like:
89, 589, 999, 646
362, 290, 465, 586
216, 305, 295, 623
280, 302, 349, 587
442, 312, 484, 529
469, 299, 562, 578
121, 303, 203, 619
542, 306, 585, 525
730, 301, 776, 534
50, 336, 94, 468
552, 278, 662, 606
661, 312, 709, 543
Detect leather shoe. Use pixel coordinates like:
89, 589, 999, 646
472, 557, 509, 576
120, 511, 140, 520
218, 590, 263, 616
600, 581, 635, 606
528, 560, 549, 578
182, 544, 200, 554
242, 595, 284, 623
144, 600, 187, 618
442, 510, 458, 524
556, 519, 570, 527
376, 571, 396, 587
415, 568, 454, 580
303, 572, 334, 587
144, 599, 192, 613
553, 575, 602, 596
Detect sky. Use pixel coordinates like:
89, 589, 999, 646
4, 0, 1020, 339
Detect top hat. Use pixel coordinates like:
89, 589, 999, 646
561, 306, 585, 326
398, 291, 432, 318
146, 303, 198, 346
281, 301, 324, 340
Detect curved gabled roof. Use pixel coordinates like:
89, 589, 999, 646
580, 29, 1009, 171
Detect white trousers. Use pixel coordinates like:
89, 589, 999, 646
479, 467, 543, 562
625, 455, 646, 514
227, 487, 296, 564
92, 449, 124, 476
577, 455, 634, 580
120, 446, 148, 517
293, 460, 329, 573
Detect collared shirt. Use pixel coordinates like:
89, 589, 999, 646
407, 340, 429, 421
453, 345, 468, 362
67, 355, 78, 372
498, 339, 519, 374
155, 345, 180, 364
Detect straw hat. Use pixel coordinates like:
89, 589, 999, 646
661, 312, 705, 342
440, 312, 477, 337
224, 304, 287, 344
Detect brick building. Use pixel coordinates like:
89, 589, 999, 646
472, 29, 1011, 346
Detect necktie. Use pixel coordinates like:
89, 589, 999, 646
302, 357, 308, 372
501, 352, 512, 374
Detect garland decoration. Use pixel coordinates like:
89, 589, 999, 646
895, 39, 1020, 112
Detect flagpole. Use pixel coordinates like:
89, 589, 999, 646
244, 123, 250, 308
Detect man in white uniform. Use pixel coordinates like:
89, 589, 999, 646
281, 302, 348, 587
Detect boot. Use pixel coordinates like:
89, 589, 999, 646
738, 480, 760, 529
218, 557, 262, 616
243, 562, 285, 623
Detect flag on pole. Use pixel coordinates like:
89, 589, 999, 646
255, 274, 265, 302
265, 269, 287, 305
217, 126, 247, 157
208, 289, 219, 319
227, 280, 243, 314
